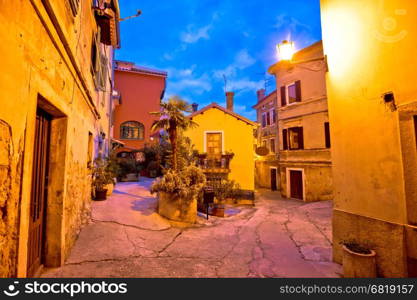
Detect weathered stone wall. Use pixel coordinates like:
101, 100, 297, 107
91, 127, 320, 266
0, 120, 23, 277
255, 160, 279, 190
0, 0, 111, 277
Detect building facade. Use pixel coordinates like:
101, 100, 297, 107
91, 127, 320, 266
253, 89, 280, 190
113, 61, 167, 154
320, 0, 417, 277
0, 0, 120, 277
185, 94, 256, 196
268, 41, 333, 202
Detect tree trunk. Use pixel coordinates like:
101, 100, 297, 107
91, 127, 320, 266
169, 126, 177, 171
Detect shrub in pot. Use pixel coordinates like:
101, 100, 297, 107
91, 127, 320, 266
206, 179, 240, 217
341, 240, 376, 278
150, 165, 206, 223
92, 156, 115, 201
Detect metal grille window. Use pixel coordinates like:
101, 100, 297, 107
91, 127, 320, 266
120, 121, 144, 140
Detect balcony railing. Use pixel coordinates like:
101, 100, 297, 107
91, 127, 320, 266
196, 154, 234, 173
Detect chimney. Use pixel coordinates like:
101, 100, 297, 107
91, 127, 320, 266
257, 89, 266, 102
191, 103, 199, 112
226, 91, 234, 111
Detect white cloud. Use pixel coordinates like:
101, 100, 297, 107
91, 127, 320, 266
213, 49, 256, 79
228, 78, 264, 91
166, 73, 212, 96
274, 13, 312, 34
180, 24, 212, 44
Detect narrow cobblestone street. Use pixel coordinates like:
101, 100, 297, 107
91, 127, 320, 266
43, 178, 341, 278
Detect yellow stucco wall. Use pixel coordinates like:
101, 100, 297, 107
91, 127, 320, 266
320, 0, 417, 276
0, 0, 115, 277
321, 0, 417, 224
185, 107, 255, 191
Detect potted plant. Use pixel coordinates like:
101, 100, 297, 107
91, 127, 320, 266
105, 152, 121, 196
208, 179, 240, 217
92, 156, 115, 201
341, 239, 376, 278
151, 166, 206, 223
150, 96, 203, 223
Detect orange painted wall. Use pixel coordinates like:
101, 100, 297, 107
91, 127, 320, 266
114, 69, 166, 150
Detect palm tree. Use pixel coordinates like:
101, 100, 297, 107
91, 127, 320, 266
151, 96, 197, 171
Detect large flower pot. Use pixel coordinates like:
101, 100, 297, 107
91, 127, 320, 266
94, 189, 108, 201
105, 183, 114, 196
342, 245, 377, 278
158, 192, 197, 223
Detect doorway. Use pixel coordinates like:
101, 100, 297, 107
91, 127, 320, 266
289, 170, 303, 200
270, 168, 277, 191
27, 108, 51, 277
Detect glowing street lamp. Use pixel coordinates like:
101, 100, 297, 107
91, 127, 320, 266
277, 40, 295, 61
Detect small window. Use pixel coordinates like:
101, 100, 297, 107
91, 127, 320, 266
288, 127, 304, 150
120, 121, 144, 140
262, 113, 267, 128
266, 111, 271, 126
287, 83, 297, 104
285, 80, 302, 105
324, 122, 331, 148
270, 139, 276, 153
271, 109, 276, 124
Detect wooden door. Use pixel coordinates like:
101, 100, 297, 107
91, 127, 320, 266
27, 108, 51, 277
270, 168, 277, 191
290, 170, 303, 200
206, 133, 222, 157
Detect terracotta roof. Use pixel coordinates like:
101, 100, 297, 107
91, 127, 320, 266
114, 61, 167, 77
188, 103, 257, 126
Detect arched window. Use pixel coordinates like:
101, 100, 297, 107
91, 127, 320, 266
120, 121, 144, 140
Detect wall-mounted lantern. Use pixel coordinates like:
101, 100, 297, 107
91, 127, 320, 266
277, 40, 295, 61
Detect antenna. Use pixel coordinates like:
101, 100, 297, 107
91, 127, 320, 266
223, 74, 228, 93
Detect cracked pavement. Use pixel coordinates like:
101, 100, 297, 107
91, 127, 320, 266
43, 178, 342, 278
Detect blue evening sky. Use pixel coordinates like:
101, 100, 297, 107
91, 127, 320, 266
115, 0, 322, 121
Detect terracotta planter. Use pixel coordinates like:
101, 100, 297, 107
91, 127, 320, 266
94, 189, 108, 201
211, 205, 225, 217
105, 183, 114, 196
158, 192, 197, 223
342, 245, 377, 278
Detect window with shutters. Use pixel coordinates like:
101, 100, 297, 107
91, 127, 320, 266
261, 113, 267, 128
91, 29, 108, 91
271, 109, 276, 124
120, 121, 144, 140
283, 127, 304, 150
324, 122, 331, 148
266, 111, 271, 126
282, 81, 302, 107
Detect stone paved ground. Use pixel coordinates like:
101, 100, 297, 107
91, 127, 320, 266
43, 178, 342, 278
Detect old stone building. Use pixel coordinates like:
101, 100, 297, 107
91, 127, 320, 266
0, 0, 120, 277
320, 0, 417, 277
113, 61, 167, 155
268, 41, 333, 202
253, 89, 279, 191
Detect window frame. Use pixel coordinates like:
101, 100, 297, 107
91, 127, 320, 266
270, 138, 276, 153
286, 82, 298, 105
120, 121, 145, 140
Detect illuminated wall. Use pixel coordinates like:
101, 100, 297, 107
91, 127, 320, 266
320, 0, 417, 277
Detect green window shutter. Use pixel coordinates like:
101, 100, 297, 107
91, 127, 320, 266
99, 53, 108, 91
